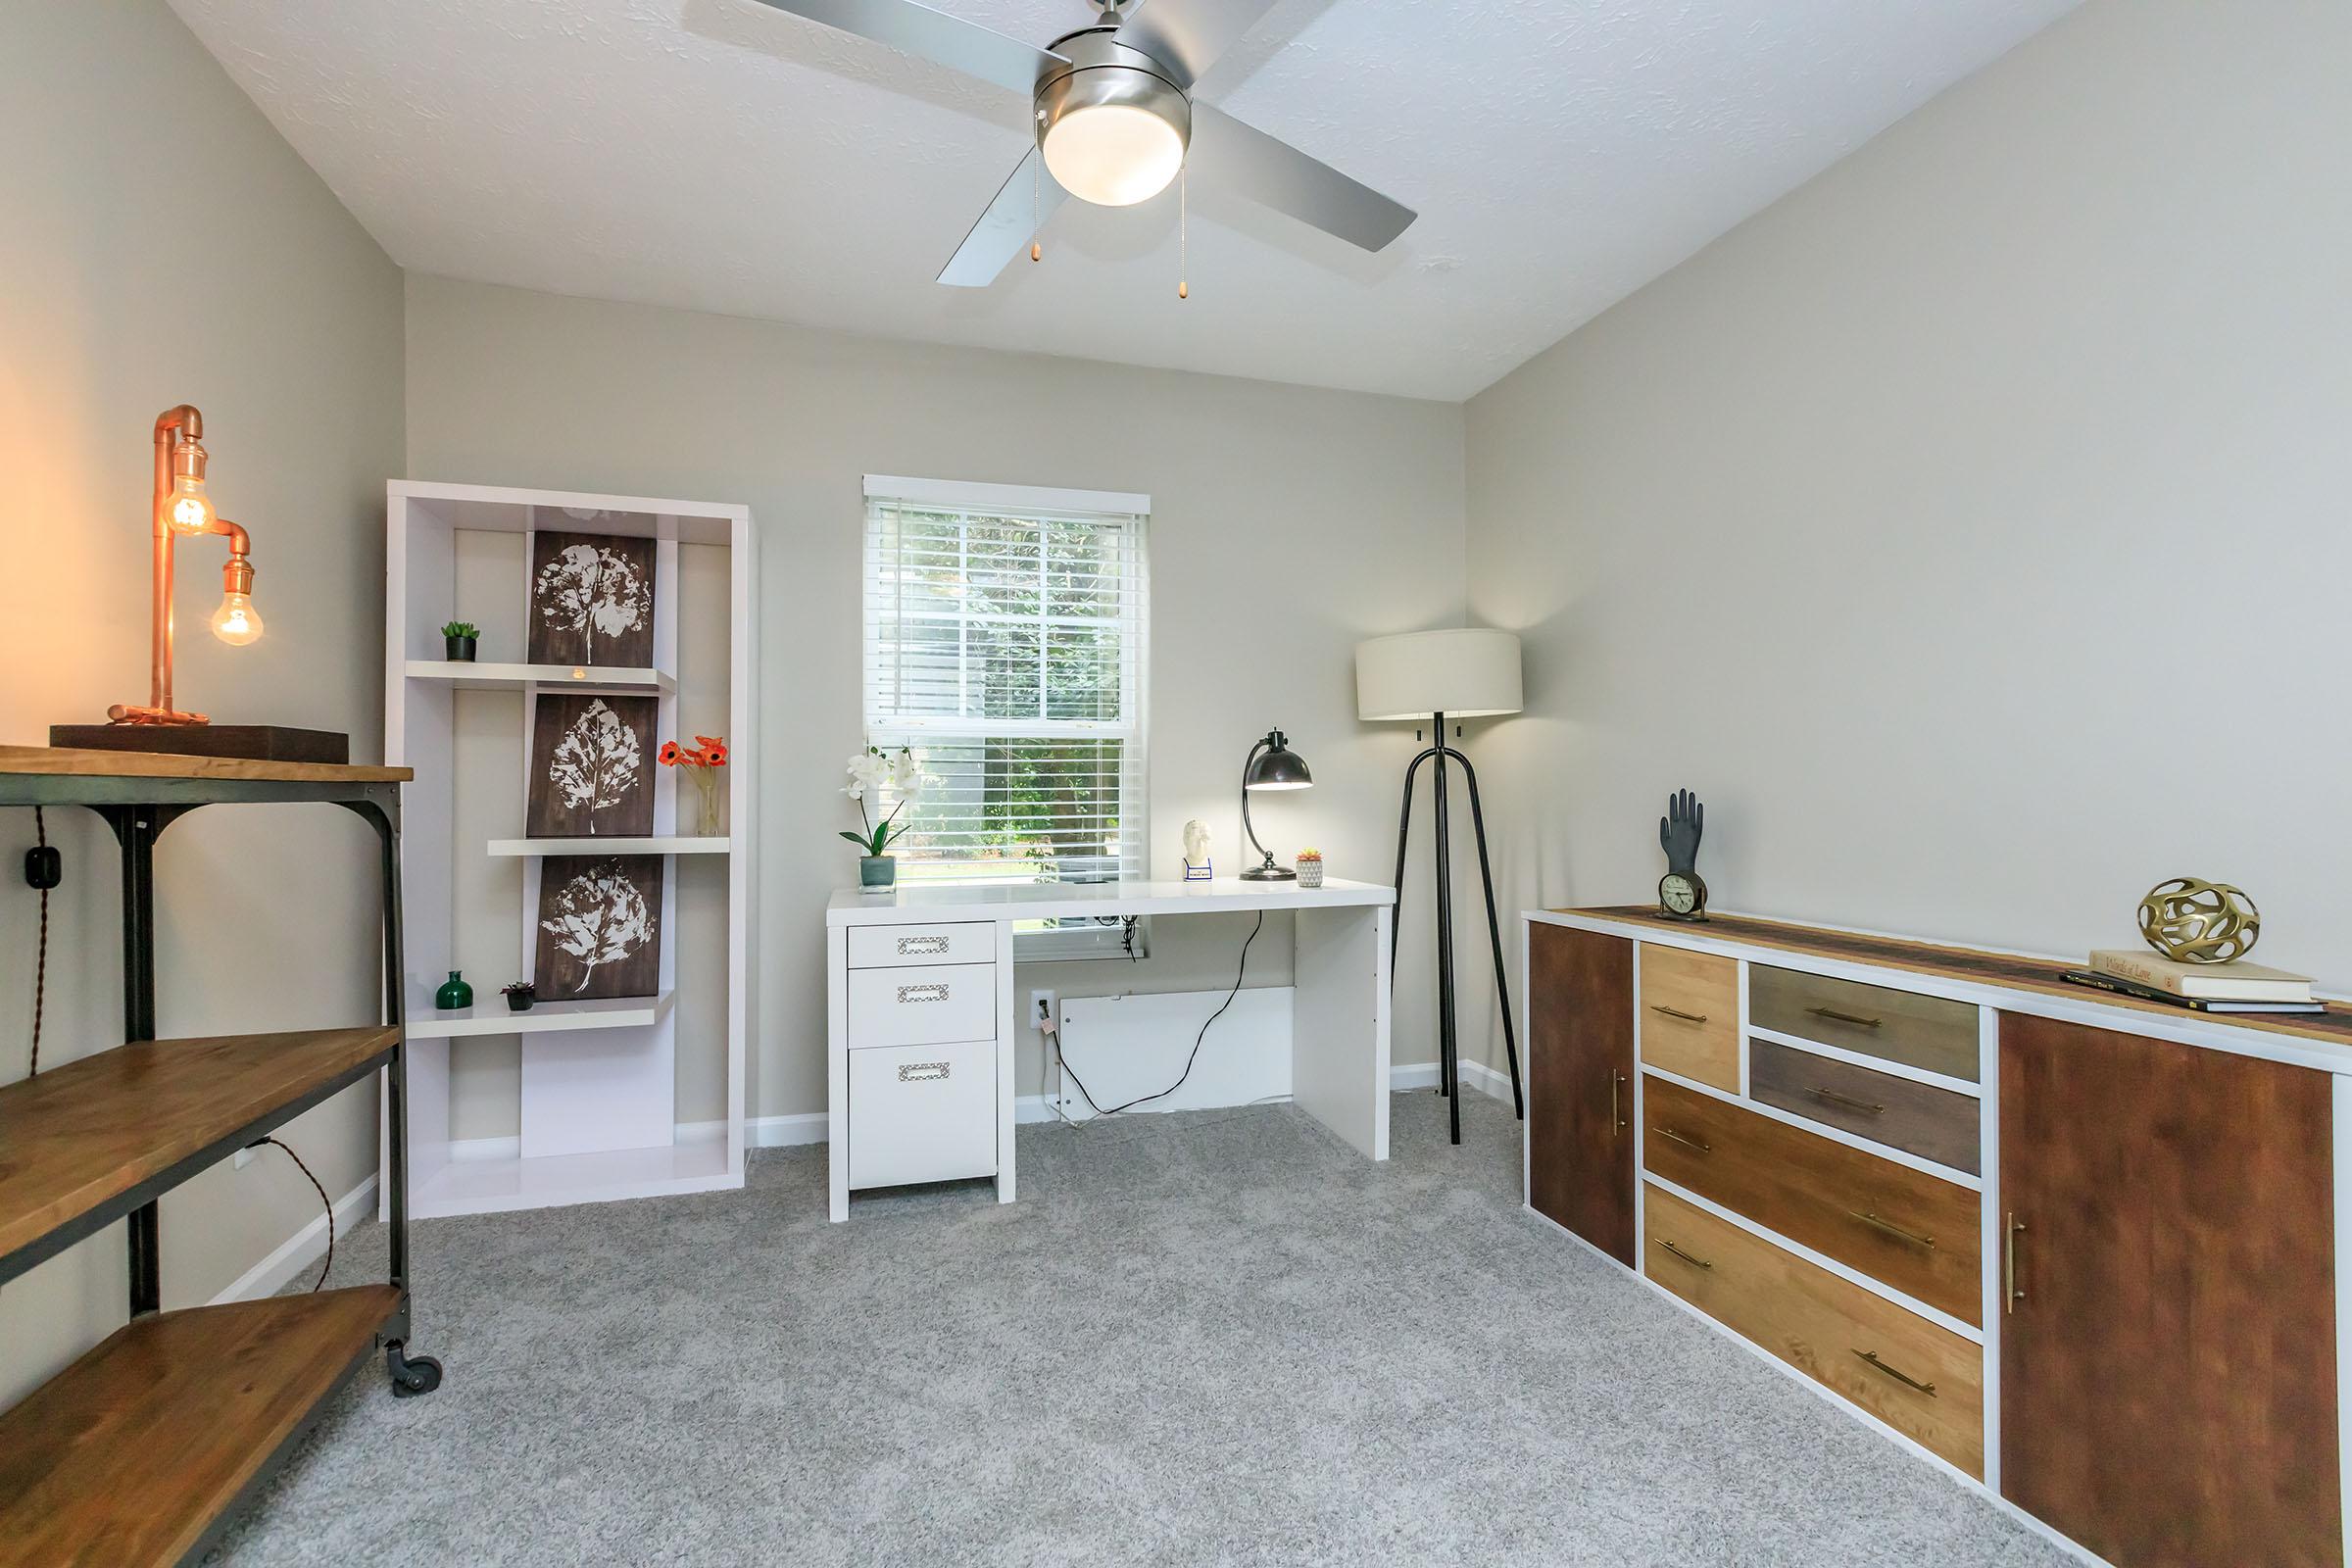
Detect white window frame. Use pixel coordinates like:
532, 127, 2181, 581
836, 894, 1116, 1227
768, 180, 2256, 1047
862, 475, 1152, 960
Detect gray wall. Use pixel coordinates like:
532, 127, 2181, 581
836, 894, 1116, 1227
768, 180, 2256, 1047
0, 1, 405, 1402
1458, 0, 2352, 1074
402, 274, 1468, 1120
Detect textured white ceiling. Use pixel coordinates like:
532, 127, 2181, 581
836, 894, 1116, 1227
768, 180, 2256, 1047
169, 0, 2077, 400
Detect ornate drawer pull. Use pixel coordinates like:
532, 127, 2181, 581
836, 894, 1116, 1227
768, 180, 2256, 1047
1852, 1350, 1936, 1396
897, 983, 951, 1004
1655, 1126, 1711, 1154
1807, 1004, 1884, 1029
1810, 1086, 1886, 1116
1847, 1209, 1936, 1249
1649, 1004, 1709, 1024
1658, 1239, 1713, 1270
898, 1061, 951, 1082
897, 935, 950, 956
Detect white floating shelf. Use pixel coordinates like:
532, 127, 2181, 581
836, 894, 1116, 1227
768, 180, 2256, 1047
413, 1135, 732, 1220
486, 836, 729, 858
405, 986, 675, 1040
404, 660, 675, 695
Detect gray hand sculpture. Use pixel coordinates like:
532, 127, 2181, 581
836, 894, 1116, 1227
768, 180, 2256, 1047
1659, 789, 1704, 874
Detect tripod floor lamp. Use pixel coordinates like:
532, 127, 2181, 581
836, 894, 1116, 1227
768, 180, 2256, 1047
1355, 628, 1525, 1146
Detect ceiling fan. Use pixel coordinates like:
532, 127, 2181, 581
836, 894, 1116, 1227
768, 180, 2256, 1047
738, 0, 1417, 286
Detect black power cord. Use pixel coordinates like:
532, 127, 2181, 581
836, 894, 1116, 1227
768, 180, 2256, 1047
26, 807, 51, 1078
1055, 910, 1263, 1118
251, 1137, 335, 1292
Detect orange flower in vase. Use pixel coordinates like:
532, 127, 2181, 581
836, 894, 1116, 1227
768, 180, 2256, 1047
659, 734, 728, 837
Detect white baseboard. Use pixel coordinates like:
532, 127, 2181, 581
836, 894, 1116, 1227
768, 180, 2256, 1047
210, 1174, 379, 1304
745, 1064, 1504, 1149
1392, 1057, 1518, 1104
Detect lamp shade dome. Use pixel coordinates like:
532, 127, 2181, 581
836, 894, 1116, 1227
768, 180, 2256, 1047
1354, 628, 1523, 721
1245, 732, 1312, 790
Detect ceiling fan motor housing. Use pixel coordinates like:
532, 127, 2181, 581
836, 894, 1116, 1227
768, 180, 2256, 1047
1034, 29, 1192, 207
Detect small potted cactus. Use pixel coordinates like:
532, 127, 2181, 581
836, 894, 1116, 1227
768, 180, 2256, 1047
441, 620, 480, 662
1296, 847, 1325, 888
501, 980, 537, 1013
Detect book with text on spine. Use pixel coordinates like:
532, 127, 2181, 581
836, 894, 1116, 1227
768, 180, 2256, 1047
2087, 948, 2314, 1003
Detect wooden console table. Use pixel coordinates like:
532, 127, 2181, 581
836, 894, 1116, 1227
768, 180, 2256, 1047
0, 746, 441, 1565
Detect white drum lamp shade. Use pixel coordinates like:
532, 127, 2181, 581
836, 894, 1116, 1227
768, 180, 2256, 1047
1354, 628, 1523, 721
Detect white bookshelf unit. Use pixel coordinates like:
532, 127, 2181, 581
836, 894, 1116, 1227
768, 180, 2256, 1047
384, 480, 756, 1219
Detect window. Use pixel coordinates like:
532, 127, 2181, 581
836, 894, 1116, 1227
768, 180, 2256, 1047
862, 476, 1150, 957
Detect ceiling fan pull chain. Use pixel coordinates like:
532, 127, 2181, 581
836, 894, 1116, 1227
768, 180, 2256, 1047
1031, 152, 1043, 264
1178, 164, 1189, 300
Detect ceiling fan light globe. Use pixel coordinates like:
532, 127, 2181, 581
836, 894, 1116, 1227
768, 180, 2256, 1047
1043, 104, 1185, 206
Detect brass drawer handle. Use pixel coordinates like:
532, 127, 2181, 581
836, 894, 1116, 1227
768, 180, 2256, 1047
1655, 1126, 1711, 1154
1650, 1004, 1709, 1024
898, 1061, 951, 1082
1847, 1209, 1936, 1249
1658, 1239, 1713, 1270
1807, 1004, 1884, 1029
897, 934, 950, 956
897, 983, 951, 1004
1853, 1350, 1936, 1396
1610, 1070, 1628, 1133
1810, 1086, 1886, 1116
2005, 1213, 2026, 1313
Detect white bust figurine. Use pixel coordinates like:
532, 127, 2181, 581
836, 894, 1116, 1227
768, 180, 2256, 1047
1182, 817, 1211, 878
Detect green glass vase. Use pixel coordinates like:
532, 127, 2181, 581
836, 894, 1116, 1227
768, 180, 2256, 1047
434, 970, 473, 1010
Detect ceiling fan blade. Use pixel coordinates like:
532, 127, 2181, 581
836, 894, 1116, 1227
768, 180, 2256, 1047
736, 0, 1066, 97
939, 148, 1069, 287
1113, 0, 1277, 89
1188, 103, 1416, 253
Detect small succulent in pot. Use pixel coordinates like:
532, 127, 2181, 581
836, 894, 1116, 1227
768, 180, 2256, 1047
1296, 847, 1325, 888
501, 980, 537, 1012
440, 620, 480, 662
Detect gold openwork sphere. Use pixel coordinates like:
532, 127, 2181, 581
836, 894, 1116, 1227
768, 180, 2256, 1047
2136, 877, 2261, 964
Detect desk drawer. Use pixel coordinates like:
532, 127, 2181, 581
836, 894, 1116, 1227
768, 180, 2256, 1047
1639, 945, 1739, 1091
1643, 1185, 1984, 1476
1750, 964, 1979, 1082
1642, 1075, 1981, 1323
849, 922, 996, 969
1749, 1039, 1981, 1175
848, 1038, 997, 1189
849, 962, 997, 1048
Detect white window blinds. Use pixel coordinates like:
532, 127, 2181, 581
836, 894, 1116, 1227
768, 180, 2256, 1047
862, 481, 1149, 889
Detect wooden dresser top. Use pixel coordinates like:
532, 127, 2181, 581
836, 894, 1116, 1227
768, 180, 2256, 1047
1554, 905, 2352, 1054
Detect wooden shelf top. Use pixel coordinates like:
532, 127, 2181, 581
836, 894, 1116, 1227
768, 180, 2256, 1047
0, 745, 409, 784
0, 1028, 400, 1280
1562, 906, 2352, 1051
0, 1285, 402, 1566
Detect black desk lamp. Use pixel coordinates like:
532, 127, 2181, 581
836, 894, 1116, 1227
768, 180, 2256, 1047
1240, 729, 1311, 880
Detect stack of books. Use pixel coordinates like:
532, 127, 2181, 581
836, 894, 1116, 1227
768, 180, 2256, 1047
2063, 949, 2325, 1015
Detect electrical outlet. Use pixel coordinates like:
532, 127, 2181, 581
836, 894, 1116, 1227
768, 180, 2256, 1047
1028, 989, 1057, 1032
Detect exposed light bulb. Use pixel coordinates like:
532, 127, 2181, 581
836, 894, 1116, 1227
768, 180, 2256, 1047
165, 472, 216, 535
211, 590, 263, 646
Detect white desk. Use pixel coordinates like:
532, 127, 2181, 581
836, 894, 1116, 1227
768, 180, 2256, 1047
823, 878, 1396, 1221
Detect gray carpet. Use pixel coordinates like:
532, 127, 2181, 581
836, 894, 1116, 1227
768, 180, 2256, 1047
213, 1090, 2070, 1567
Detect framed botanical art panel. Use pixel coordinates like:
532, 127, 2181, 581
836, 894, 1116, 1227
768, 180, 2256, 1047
535, 855, 663, 1000
528, 527, 656, 667
526, 693, 657, 838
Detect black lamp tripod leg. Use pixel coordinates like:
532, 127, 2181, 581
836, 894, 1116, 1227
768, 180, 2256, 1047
1451, 747, 1524, 1120
1429, 714, 1461, 1143
1388, 746, 1436, 1075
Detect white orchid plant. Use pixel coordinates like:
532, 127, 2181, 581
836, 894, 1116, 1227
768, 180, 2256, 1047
841, 746, 926, 858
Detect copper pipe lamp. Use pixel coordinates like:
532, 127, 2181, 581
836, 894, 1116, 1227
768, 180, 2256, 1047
110, 404, 265, 726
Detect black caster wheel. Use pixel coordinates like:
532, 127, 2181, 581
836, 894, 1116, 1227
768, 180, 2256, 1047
388, 1347, 443, 1397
